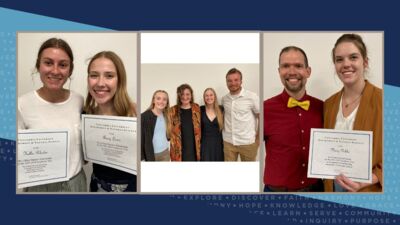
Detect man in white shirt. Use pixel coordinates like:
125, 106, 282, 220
222, 68, 260, 161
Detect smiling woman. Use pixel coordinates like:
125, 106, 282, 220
38, 48, 71, 96
18, 38, 87, 192
168, 84, 201, 161
84, 51, 137, 192
87, 56, 118, 114
141, 90, 171, 161
324, 33, 382, 192
200, 88, 224, 161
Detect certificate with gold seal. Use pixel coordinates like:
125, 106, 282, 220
307, 128, 373, 183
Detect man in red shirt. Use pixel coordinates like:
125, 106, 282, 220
263, 46, 323, 192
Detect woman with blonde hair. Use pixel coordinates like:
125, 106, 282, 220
200, 88, 224, 161
85, 51, 137, 192
141, 90, 171, 161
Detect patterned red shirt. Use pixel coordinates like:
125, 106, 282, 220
264, 90, 323, 189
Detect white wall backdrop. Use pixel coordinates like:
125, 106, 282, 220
263, 32, 383, 100
141, 64, 259, 112
17, 32, 137, 102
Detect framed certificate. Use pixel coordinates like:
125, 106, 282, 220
17, 129, 70, 188
307, 128, 373, 183
82, 114, 137, 175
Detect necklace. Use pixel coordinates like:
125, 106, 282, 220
343, 93, 362, 108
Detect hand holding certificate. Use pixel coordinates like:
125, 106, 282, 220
307, 128, 373, 183
17, 129, 70, 188
82, 114, 137, 175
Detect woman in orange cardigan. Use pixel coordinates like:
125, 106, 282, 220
168, 84, 201, 161
324, 34, 382, 192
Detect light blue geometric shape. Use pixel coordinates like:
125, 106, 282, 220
302, 84, 400, 215
0, 7, 106, 31
0, 7, 107, 140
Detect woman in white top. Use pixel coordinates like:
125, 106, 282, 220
18, 38, 86, 192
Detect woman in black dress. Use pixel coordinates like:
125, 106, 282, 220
200, 88, 224, 161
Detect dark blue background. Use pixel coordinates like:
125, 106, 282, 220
1, 1, 399, 86
1, 1, 399, 224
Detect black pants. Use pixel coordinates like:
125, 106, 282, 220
264, 179, 324, 192
90, 174, 137, 192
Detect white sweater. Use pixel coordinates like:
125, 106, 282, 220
18, 90, 84, 178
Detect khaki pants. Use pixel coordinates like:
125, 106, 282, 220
25, 169, 87, 192
223, 141, 258, 161
154, 149, 171, 161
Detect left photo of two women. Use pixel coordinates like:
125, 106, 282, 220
17, 32, 138, 193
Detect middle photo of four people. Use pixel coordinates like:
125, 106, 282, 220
17, 32, 382, 193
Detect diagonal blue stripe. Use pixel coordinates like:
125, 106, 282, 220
302, 84, 400, 215
0, 7, 106, 31
0, 7, 107, 140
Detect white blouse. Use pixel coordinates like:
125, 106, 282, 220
334, 95, 359, 131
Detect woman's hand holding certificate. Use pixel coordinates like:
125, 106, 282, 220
307, 128, 373, 184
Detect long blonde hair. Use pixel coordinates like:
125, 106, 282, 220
84, 51, 136, 117
203, 88, 224, 131
148, 90, 171, 138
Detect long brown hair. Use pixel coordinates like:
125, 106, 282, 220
203, 88, 224, 131
84, 51, 136, 117
148, 90, 171, 138
176, 83, 194, 106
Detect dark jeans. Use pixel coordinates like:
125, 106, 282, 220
90, 174, 137, 192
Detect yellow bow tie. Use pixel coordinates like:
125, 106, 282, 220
287, 97, 310, 111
